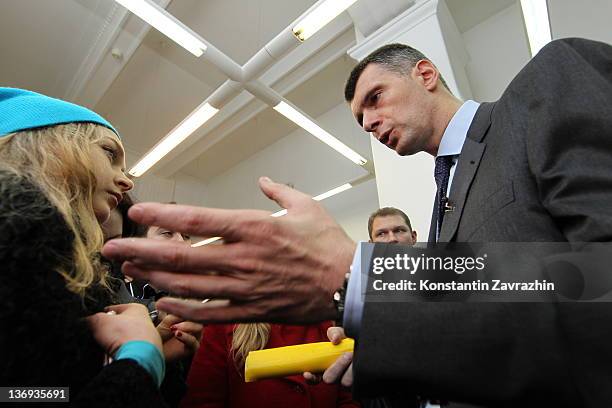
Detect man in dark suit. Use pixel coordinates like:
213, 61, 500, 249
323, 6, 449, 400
340, 38, 612, 407
103, 38, 612, 407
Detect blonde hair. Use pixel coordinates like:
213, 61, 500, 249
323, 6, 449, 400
231, 323, 271, 368
0, 123, 116, 296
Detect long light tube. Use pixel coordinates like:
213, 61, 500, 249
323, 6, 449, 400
292, 0, 358, 41
191, 236, 222, 247
115, 0, 207, 57
273, 101, 367, 166
313, 183, 351, 201
192, 182, 353, 246
520, 0, 552, 56
129, 102, 219, 177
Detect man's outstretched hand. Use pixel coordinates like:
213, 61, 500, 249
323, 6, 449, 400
102, 177, 356, 324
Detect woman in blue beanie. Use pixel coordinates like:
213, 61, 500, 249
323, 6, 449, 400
0, 88, 167, 407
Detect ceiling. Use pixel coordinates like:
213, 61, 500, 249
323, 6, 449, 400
0, 0, 518, 188
446, 0, 516, 33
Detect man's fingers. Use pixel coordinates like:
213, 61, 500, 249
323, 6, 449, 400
103, 238, 241, 273
322, 352, 353, 384
127, 203, 270, 241
341, 362, 354, 387
155, 297, 266, 324
121, 264, 254, 300
258, 176, 313, 212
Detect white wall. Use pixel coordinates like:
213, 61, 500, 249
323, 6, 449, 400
548, 0, 612, 44
125, 148, 209, 206
320, 178, 380, 241
202, 102, 379, 241
459, 0, 612, 104
461, 2, 531, 102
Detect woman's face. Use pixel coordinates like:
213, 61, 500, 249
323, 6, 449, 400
90, 130, 134, 223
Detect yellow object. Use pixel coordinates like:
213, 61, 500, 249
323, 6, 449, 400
244, 338, 355, 382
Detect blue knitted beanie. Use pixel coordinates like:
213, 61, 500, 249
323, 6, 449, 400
0, 87, 118, 138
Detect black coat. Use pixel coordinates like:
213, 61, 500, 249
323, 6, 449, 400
0, 169, 167, 407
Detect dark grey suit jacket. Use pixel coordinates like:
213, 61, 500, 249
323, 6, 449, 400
353, 38, 612, 407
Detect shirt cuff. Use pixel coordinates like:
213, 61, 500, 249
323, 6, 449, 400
115, 340, 166, 387
343, 242, 367, 339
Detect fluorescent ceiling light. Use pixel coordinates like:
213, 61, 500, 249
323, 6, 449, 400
115, 0, 207, 57
192, 182, 353, 246
520, 0, 552, 56
292, 0, 358, 41
191, 236, 222, 247
313, 183, 352, 201
273, 101, 367, 166
129, 102, 219, 177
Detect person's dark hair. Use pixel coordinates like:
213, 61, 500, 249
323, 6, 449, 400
367, 207, 413, 240
117, 193, 146, 238
345, 43, 450, 102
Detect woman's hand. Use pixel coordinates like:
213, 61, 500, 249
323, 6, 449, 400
88, 303, 163, 356
156, 313, 203, 362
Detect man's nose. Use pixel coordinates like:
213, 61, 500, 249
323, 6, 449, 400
363, 112, 380, 133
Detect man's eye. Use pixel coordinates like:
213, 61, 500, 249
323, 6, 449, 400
161, 231, 173, 237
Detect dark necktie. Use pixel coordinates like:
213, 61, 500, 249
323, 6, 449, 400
434, 155, 454, 240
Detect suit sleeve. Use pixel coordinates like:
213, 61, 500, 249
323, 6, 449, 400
180, 325, 230, 407
525, 37, 612, 242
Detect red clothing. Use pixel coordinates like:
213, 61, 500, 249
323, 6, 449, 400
181, 322, 359, 408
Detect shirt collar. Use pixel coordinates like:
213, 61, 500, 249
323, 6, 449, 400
436, 100, 480, 158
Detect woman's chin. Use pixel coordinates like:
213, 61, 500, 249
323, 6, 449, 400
94, 206, 111, 225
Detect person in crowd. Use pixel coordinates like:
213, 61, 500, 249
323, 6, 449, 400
0, 87, 166, 407
181, 319, 359, 408
101, 195, 202, 407
367, 207, 417, 244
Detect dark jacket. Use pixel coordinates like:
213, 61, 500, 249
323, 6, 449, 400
0, 169, 167, 407
354, 38, 612, 407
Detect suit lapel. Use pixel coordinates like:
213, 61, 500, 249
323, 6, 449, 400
438, 103, 494, 242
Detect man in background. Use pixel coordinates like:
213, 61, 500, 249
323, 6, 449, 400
368, 207, 417, 244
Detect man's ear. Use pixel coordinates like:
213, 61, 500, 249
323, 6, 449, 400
412, 60, 439, 91
412, 230, 418, 242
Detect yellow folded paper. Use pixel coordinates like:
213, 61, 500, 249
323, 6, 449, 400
244, 338, 355, 382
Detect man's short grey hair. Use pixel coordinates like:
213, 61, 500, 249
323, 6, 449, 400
344, 43, 450, 102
